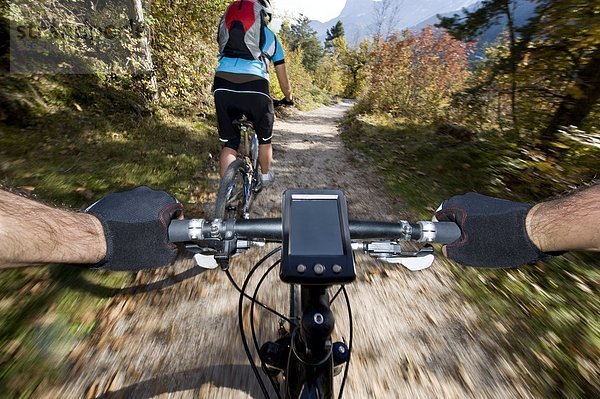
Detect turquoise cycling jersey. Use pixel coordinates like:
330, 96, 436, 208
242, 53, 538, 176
216, 26, 285, 80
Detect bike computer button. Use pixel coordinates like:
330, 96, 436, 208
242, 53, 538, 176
313, 264, 325, 275
296, 264, 307, 273
332, 264, 342, 273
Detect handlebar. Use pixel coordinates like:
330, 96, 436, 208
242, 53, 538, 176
169, 218, 461, 244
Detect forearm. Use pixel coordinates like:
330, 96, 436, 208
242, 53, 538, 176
275, 63, 292, 100
0, 190, 106, 268
526, 183, 600, 252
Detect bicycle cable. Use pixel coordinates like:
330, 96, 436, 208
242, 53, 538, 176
229, 244, 353, 398
330, 286, 344, 304
225, 246, 292, 324
337, 286, 352, 399
251, 260, 284, 398
236, 246, 282, 399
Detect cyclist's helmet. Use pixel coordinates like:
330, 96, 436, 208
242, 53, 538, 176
258, 0, 273, 23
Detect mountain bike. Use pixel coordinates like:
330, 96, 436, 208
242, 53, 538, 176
214, 116, 260, 220
170, 189, 461, 398
214, 99, 292, 220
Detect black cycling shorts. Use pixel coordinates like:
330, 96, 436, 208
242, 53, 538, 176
213, 77, 275, 150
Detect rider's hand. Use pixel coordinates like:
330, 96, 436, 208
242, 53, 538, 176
274, 97, 294, 107
86, 186, 183, 271
434, 193, 554, 268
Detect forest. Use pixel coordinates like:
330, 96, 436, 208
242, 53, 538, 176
0, 0, 598, 397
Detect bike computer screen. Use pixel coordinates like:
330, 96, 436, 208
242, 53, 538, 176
281, 189, 355, 285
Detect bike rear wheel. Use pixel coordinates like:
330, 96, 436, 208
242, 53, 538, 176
215, 158, 248, 219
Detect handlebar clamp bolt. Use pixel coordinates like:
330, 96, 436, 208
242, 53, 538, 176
399, 220, 413, 241
210, 219, 222, 238
314, 313, 324, 325
296, 264, 307, 273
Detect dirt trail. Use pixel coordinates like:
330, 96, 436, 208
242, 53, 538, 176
44, 102, 531, 398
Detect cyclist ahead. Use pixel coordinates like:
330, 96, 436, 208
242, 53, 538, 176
214, 0, 293, 188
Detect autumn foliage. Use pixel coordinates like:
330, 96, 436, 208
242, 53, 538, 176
360, 27, 472, 122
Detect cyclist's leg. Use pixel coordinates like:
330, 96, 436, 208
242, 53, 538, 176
258, 144, 272, 174
214, 86, 243, 177
249, 94, 275, 175
220, 148, 238, 178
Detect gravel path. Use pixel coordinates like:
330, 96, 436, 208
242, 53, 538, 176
43, 101, 532, 399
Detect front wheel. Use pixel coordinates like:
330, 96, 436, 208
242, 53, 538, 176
214, 158, 248, 219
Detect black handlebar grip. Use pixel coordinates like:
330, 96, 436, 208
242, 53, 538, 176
435, 222, 462, 244
168, 220, 191, 242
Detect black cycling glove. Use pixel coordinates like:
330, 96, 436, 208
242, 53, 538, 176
273, 97, 294, 107
435, 193, 553, 268
86, 186, 182, 271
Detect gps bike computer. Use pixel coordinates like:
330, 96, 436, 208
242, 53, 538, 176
280, 189, 355, 285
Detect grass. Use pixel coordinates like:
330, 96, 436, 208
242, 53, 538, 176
0, 267, 130, 397
342, 110, 600, 398
0, 74, 221, 397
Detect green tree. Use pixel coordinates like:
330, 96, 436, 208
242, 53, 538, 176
439, 0, 600, 147
531, 0, 600, 144
280, 15, 323, 72
325, 20, 345, 51
437, 0, 521, 130
150, 0, 229, 111
338, 38, 370, 98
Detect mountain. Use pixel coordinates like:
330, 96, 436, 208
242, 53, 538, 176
412, 0, 538, 53
309, 0, 480, 45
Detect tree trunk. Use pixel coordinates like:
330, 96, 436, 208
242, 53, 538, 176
127, 0, 158, 101
540, 48, 600, 144
503, 1, 519, 133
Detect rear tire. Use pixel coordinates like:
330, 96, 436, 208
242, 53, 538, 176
214, 158, 247, 219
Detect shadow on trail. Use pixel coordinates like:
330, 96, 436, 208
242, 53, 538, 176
66, 264, 208, 298
96, 364, 274, 399
118, 265, 208, 295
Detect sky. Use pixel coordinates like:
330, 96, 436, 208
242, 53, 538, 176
273, 0, 347, 23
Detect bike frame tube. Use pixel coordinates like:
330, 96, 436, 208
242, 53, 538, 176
238, 125, 260, 218
242, 162, 253, 218
285, 285, 335, 399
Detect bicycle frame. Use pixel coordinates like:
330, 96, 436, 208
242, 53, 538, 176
239, 123, 260, 211
245, 254, 350, 399
219, 121, 261, 219
283, 285, 337, 399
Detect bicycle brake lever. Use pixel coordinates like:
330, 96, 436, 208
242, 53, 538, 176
193, 254, 218, 269
384, 246, 435, 271
184, 244, 219, 270
384, 254, 434, 271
